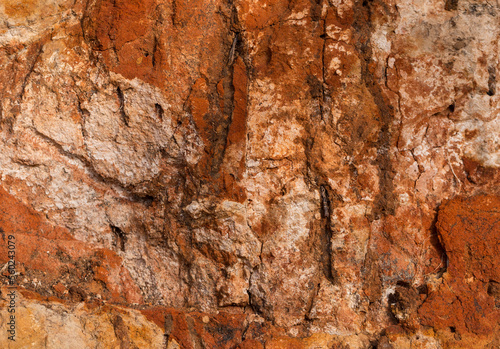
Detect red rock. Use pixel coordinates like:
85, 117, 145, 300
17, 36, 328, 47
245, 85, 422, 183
0, 0, 499, 347
419, 194, 500, 336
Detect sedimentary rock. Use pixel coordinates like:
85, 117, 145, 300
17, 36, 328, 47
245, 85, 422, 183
0, 0, 499, 347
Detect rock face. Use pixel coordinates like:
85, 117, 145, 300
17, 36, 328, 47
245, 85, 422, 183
0, 0, 499, 347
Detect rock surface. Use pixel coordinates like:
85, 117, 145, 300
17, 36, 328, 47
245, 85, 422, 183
0, 0, 499, 347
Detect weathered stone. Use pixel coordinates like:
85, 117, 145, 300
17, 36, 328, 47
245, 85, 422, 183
0, 0, 499, 347
419, 194, 500, 337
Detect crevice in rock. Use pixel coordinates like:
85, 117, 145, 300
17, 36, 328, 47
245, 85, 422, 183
429, 209, 448, 278
116, 86, 130, 126
487, 66, 496, 96
209, 37, 237, 176
18, 41, 45, 107
304, 282, 320, 321
111, 225, 127, 252
487, 280, 500, 308
306, 74, 326, 121
353, 0, 397, 220
320, 16, 328, 122
240, 319, 251, 341
227, 33, 239, 66
152, 35, 159, 68
445, 0, 459, 11
76, 98, 91, 120
206, 0, 249, 177
171, 0, 177, 26
447, 102, 455, 113
320, 185, 335, 283
108, 0, 121, 65
155, 103, 164, 122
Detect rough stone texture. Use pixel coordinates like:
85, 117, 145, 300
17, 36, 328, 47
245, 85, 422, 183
0, 0, 499, 347
418, 195, 500, 340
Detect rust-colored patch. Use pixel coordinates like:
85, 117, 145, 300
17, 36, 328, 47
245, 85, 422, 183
82, 0, 158, 83
221, 57, 248, 203
227, 57, 248, 149
188, 78, 211, 146
3, 0, 38, 18
418, 194, 500, 336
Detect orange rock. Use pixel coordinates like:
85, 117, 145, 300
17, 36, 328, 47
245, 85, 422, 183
419, 194, 500, 336
1, 0, 500, 346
